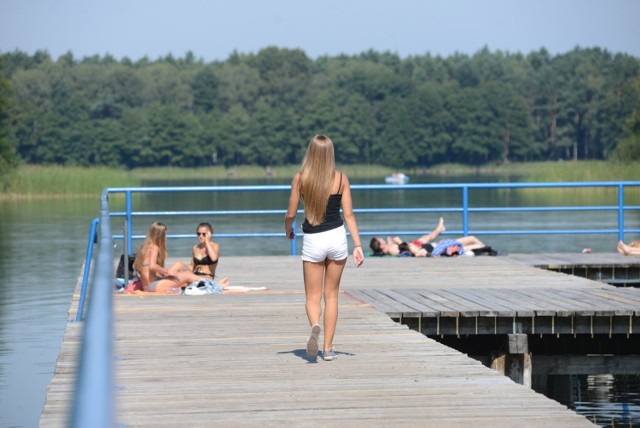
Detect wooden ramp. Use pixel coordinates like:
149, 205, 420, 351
40, 256, 601, 427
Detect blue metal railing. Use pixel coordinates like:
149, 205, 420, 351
70, 180, 640, 424
71, 190, 114, 428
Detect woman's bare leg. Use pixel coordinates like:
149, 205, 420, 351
167, 262, 189, 274
322, 258, 346, 352
149, 278, 182, 293
303, 261, 325, 326
417, 217, 446, 243
618, 241, 640, 256
457, 235, 487, 252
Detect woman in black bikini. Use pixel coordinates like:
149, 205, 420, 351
190, 222, 229, 286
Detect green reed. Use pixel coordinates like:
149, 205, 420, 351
517, 161, 639, 182
0, 165, 140, 199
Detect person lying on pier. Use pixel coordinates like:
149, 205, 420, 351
133, 222, 230, 293
190, 222, 225, 280
369, 217, 496, 257
617, 240, 640, 256
412, 235, 495, 257
370, 217, 446, 256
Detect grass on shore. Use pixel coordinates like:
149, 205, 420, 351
417, 161, 639, 181
1, 161, 638, 199
0, 165, 140, 199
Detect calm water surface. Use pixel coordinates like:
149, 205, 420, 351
1, 176, 639, 427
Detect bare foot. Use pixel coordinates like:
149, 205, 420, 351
617, 241, 629, 255
437, 217, 446, 233
219, 277, 230, 287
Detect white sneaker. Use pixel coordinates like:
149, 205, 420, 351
306, 324, 321, 358
322, 348, 337, 361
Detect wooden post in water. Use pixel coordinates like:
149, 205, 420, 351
491, 334, 532, 387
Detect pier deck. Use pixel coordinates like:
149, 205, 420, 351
40, 254, 640, 427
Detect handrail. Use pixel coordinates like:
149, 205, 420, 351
70, 190, 114, 428
74, 218, 99, 322
71, 180, 640, 424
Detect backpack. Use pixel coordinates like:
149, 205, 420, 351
116, 254, 138, 279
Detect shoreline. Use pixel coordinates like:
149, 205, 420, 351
1, 160, 638, 200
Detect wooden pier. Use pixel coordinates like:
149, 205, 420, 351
40, 254, 640, 427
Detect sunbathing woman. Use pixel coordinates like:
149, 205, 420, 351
133, 222, 219, 293
370, 217, 446, 256
617, 240, 640, 256
412, 235, 490, 257
190, 222, 229, 287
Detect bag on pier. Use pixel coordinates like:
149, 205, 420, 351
116, 253, 138, 279
184, 279, 224, 295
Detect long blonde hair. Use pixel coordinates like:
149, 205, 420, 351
299, 134, 336, 226
133, 222, 168, 271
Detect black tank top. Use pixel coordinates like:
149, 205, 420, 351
302, 174, 344, 234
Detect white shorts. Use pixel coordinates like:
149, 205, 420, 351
302, 225, 348, 263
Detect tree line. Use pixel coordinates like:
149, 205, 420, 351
1, 46, 639, 173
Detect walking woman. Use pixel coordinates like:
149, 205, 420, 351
285, 134, 364, 361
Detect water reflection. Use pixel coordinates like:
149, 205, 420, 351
539, 374, 640, 427
0, 198, 94, 428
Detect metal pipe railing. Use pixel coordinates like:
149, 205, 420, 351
71, 189, 114, 428
75, 217, 99, 322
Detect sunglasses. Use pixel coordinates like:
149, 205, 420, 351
197, 232, 207, 236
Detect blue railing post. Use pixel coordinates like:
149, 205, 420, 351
75, 218, 99, 322
126, 190, 133, 255
618, 183, 625, 243
462, 186, 469, 236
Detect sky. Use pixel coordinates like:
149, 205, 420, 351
1, 0, 639, 62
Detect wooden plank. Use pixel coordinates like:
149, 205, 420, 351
472, 289, 536, 317
380, 289, 445, 317
444, 288, 517, 317
389, 289, 460, 317
413, 289, 482, 317
520, 288, 578, 317
554, 288, 629, 316
352, 288, 420, 318
410, 289, 482, 317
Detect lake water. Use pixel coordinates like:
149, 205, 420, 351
1, 176, 639, 427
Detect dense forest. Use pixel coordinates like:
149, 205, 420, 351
0, 46, 639, 173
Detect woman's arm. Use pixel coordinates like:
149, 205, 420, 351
284, 173, 301, 239
203, 235, 220, 260
340, 174, 364, 267
146, 245, 169, 277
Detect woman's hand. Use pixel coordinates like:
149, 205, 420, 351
353, 246, 364, 267
286, 227, 295, 240
199, 231, 212, 244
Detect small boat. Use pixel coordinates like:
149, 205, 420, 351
385, 173, 409, 184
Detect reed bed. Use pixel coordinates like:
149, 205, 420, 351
0, 165, 139, 199
517, 161, 639, 182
